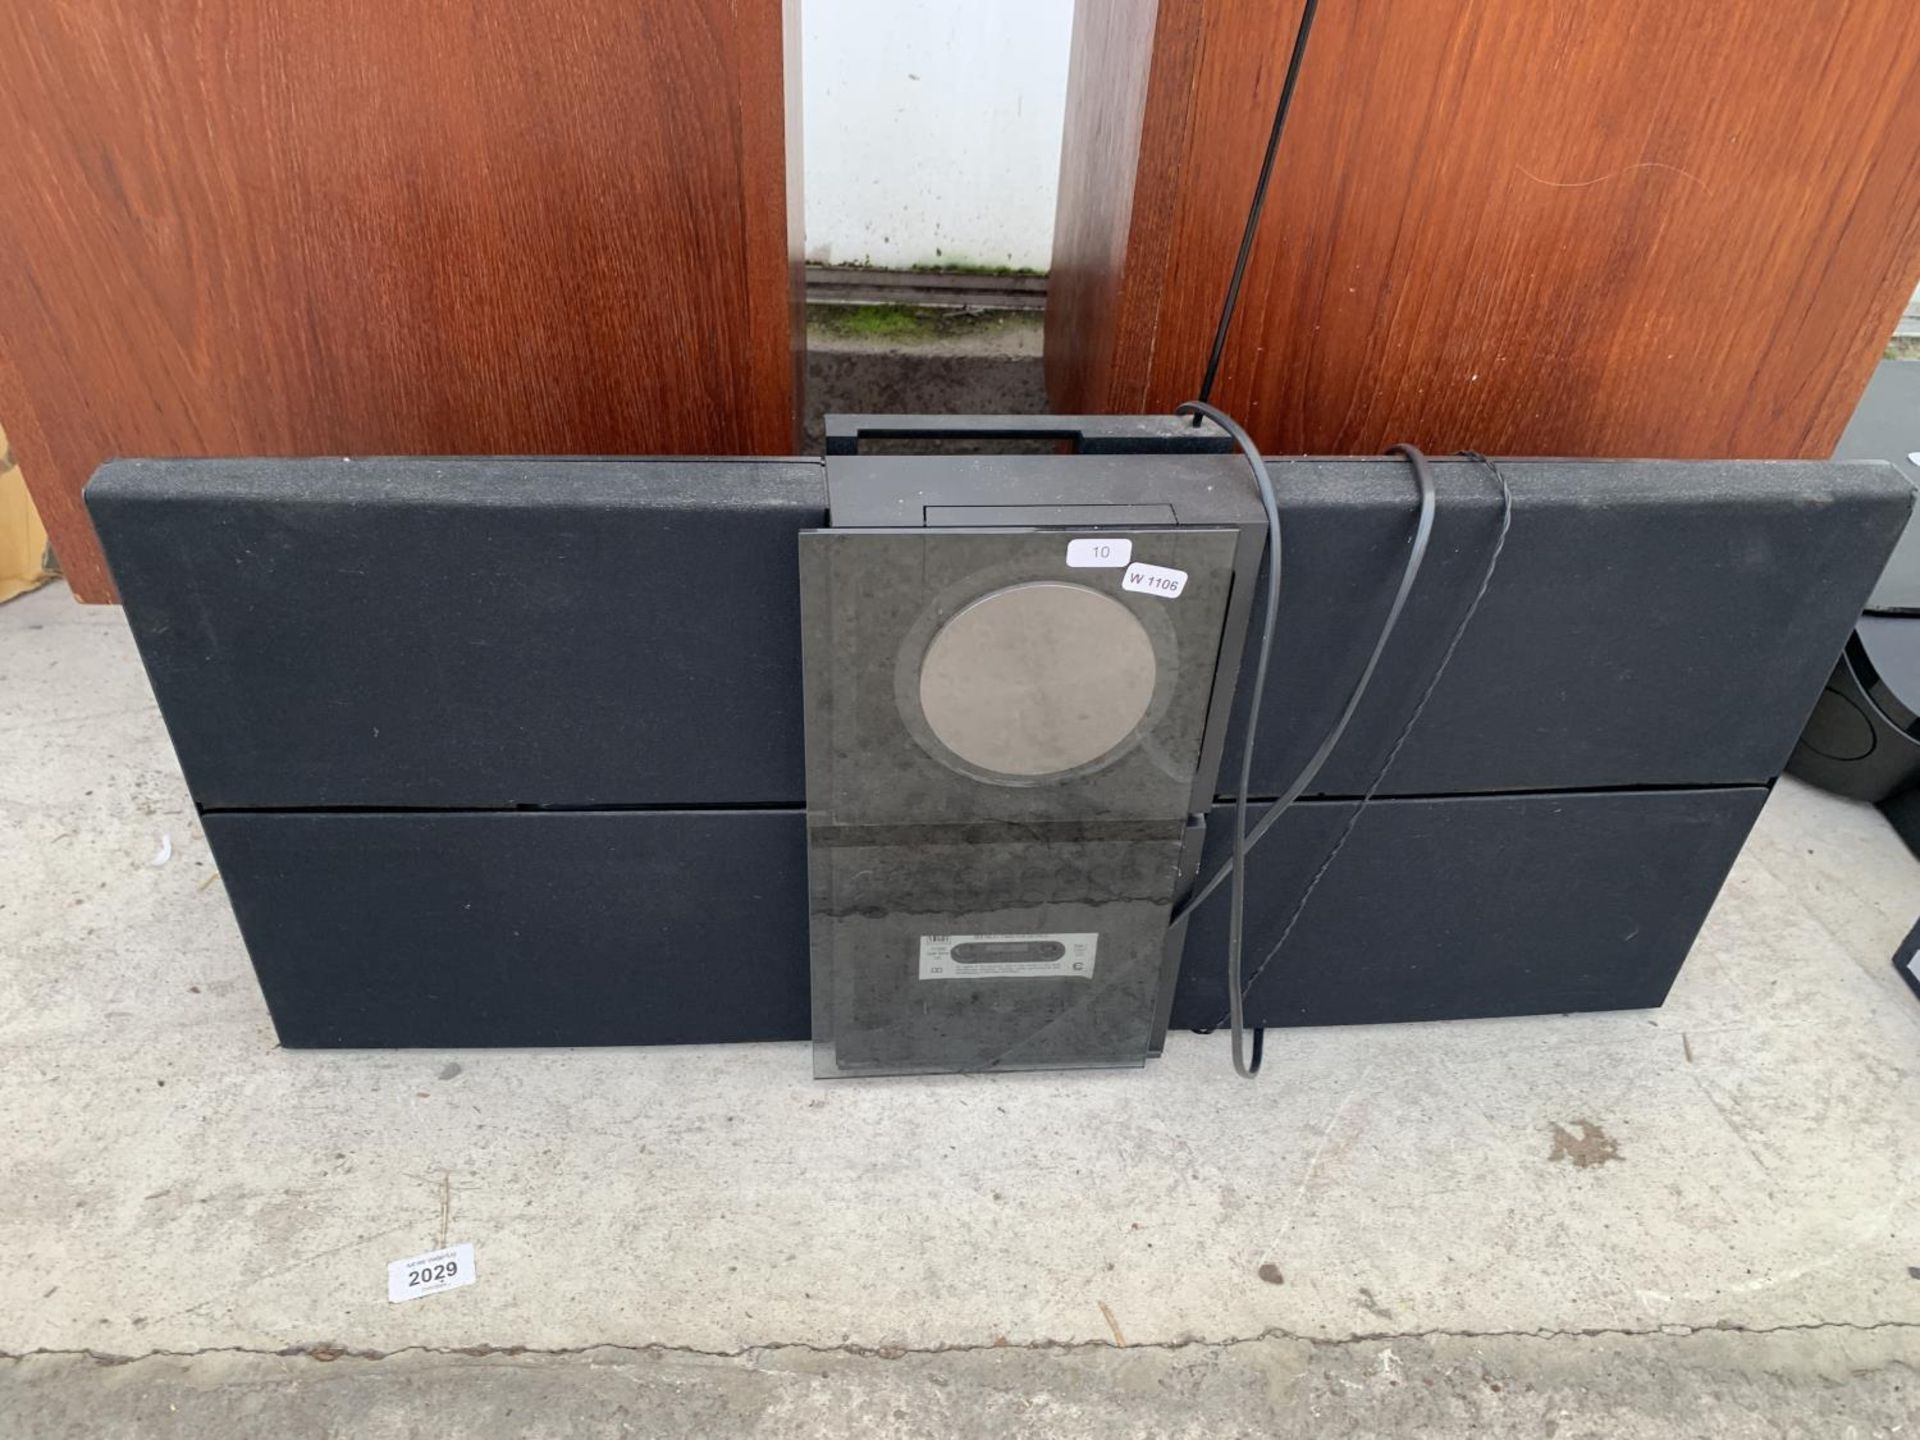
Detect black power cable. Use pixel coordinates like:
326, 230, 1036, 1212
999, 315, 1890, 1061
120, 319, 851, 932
1222, 452, 1514, 1020
1170, 423, 1439, 1077
1175, 401, 1282, 1077
1189, 450, 1515, 1057
1195, 0, 1323, 408
1170, 445, 1437, 927
1166, 0, 1521, 1078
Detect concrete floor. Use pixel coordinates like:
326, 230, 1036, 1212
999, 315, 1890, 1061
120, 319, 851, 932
2, 576, 1917, 1436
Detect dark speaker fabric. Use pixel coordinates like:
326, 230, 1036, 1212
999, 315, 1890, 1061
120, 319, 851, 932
1174, 787, 1767, 1029
204, 808, 810, 1048
88, 458, 825, 809
1215, 458, 1910, 799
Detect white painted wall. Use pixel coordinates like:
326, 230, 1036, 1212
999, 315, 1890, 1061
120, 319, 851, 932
801, 0, 1074, 273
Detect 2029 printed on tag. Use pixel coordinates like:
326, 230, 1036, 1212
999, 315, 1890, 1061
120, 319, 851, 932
387, 1243, 476, 1303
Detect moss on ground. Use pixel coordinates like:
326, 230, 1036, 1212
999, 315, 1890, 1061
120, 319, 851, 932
906, 259, 1044, 277
806, 303, 1037, 342
823, 257, 1044, 278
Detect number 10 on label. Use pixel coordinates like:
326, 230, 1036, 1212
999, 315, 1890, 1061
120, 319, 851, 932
1066, 537, 1132, 568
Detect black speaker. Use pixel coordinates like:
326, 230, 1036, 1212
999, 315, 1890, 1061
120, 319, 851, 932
87, 425, 1910, 1051
1788, 359, 1920, 834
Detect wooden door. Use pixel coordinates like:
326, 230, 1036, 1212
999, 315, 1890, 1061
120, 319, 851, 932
1048, 0, 1920, 459
0, 0, 803, 601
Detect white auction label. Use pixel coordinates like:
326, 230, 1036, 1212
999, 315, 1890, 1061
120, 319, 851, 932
1908, 452, 1920, 467
1066, 537, 1132, 568
1121, 562, 1188, 599
387, 1243, 476, 1303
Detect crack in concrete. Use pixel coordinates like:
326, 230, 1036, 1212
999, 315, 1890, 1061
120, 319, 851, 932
3, 1318, 1916, 1369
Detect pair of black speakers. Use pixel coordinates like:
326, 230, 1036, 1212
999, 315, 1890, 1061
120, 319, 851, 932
86, 415, 1908, 1051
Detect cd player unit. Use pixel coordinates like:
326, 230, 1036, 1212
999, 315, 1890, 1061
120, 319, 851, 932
801, 438, 1264, 1076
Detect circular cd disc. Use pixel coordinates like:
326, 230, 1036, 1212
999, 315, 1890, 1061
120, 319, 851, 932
917, 581, 1157, 779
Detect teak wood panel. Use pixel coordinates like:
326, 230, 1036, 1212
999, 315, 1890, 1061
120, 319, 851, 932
1048, 0, 1920, 460
0, 0, 803, 601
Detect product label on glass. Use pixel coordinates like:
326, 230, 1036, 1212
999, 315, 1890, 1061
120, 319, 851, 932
1122, 562, 1188, 599
919, 932, 1098, 980
1066, 537, 1132, 568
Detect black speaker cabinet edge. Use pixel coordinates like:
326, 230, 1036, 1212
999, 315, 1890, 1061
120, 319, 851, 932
85, 445, 1911, 1050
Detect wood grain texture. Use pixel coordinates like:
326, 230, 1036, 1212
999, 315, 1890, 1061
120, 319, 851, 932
1045, 0, 1160, 416
0, 1, 803, 601
1048, 0, 1920, 461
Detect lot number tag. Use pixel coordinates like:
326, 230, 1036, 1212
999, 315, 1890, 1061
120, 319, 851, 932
1122, 562, 1188, 599
388, 1243, 476, 1303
